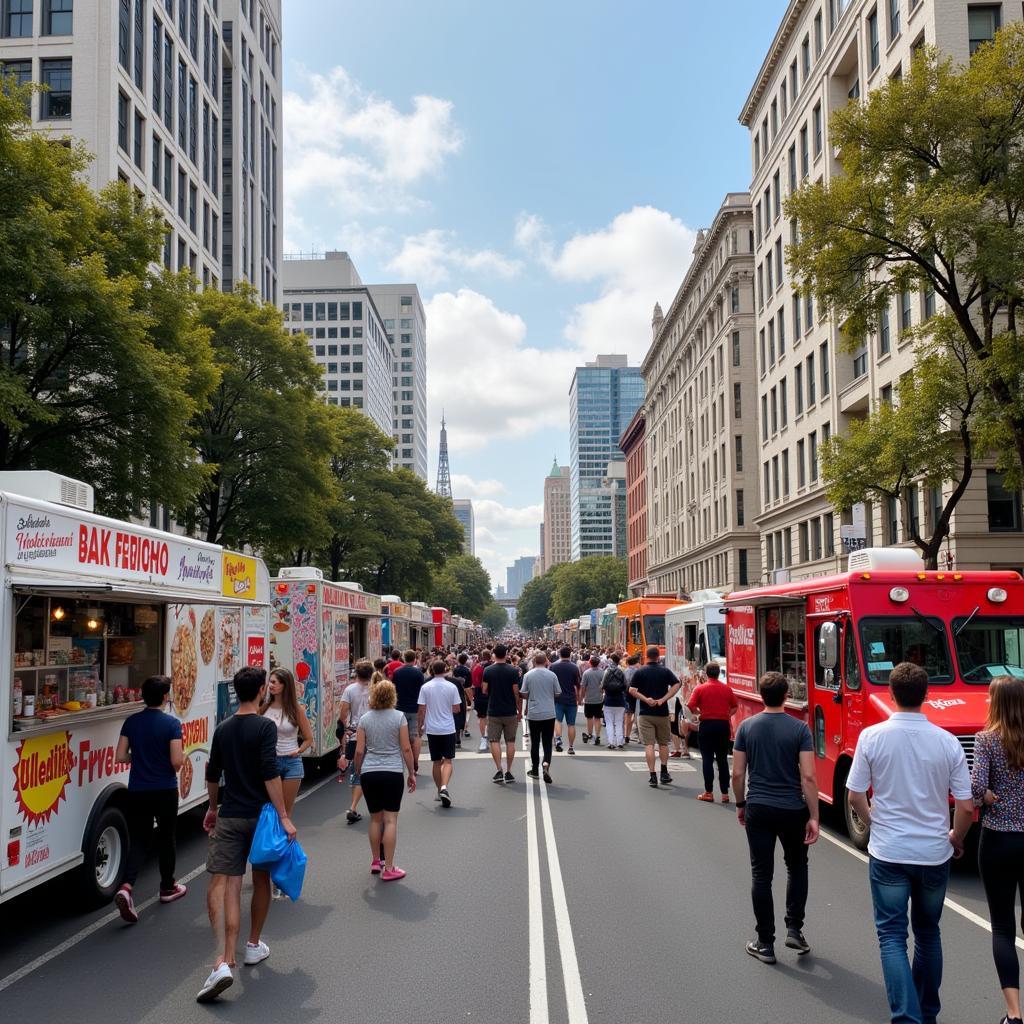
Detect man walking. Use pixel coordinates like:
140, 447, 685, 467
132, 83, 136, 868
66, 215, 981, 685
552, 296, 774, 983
338, 661, 373, 824
483, 643, 523, 784
452, 651, 474, 739
580, 654, 606, 746
392, 650, 425, 772
198, 667, 295, 1003
417, 660, 463, 808
629, 646, 680, 788
732, 671, 820, 965
551, 646, 581, 755
847, 662, 973, 1024
471, 648, 492, 752
688, 662, 738, 803
521, 652, 560, 783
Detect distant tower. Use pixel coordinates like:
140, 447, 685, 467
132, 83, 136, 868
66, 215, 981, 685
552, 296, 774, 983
435, 414, 453, 499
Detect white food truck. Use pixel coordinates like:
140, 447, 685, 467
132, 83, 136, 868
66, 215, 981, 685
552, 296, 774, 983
664, 591, 727, 695
0, 473, 270, 905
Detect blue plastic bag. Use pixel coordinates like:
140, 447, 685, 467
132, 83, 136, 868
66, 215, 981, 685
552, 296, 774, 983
270, 839, 307, 901
248, 803, 289, 869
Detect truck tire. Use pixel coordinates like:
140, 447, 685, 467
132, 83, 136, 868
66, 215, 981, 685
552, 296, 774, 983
80, 805, 129, 905
842, 783, 871, 851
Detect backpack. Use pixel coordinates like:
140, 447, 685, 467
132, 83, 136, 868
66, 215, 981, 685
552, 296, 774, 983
602, 667, 626, 696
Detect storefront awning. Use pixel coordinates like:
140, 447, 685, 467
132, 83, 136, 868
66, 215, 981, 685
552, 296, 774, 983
8, 576, 265, 607
723, 594, 806, 610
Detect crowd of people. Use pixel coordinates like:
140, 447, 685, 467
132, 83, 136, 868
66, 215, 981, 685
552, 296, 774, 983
108, 639, 1024, 1024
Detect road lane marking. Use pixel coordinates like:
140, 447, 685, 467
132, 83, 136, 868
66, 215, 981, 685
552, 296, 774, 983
624, 761, 696, 772
0, 771, 337, 994
537, 779, 590, 1024
525, 779, 549, 1024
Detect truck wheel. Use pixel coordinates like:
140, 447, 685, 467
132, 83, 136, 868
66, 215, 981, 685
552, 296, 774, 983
81, 805, 129, 905
843, 786, 871, 851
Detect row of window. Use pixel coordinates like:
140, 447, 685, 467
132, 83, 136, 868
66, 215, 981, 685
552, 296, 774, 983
765, 512, 837, 573
1, 0, 70, 38
0, 56, 69, 118
284, 300, 364, 323
762, 424, 832, 507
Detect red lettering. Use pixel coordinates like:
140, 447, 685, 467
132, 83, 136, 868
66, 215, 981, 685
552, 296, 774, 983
78, 525, 88, 562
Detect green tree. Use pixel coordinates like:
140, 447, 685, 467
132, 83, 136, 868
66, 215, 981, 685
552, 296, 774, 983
0, 86, 213, 514
549, 557, 627, 624
430, 554, 493, 619
786, 28, 1024, 480
480, 602, 509, 633
189, 285, 334, 551
820, 335, 986, 568
517, 568, 562, 631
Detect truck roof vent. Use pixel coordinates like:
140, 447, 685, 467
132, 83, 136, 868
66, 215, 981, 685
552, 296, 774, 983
338, 581, 363, 591
0, 471, 94, 511
278, 566, 324, 581
848, 547, 925, 573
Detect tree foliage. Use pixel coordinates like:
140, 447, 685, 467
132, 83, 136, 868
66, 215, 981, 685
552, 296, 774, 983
517, 570, 560, 632
430, 554, 492, 619
517, 558, 627, 629
480, 602, 509, 633
786, 27, 1024, 481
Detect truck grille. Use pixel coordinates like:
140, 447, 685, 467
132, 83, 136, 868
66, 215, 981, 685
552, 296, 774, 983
957, 735, 975, 771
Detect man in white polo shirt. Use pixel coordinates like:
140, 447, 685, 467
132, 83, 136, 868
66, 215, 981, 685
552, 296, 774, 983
847, 661, 973, 1024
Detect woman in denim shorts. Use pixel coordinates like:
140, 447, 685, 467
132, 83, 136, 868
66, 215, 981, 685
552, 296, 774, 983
261, 668, 313, 816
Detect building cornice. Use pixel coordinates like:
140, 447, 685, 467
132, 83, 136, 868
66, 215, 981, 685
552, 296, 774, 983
739, 0, 809, 127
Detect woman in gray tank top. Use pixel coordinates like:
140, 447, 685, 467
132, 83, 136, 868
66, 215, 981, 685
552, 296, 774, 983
354, 679, 416, 881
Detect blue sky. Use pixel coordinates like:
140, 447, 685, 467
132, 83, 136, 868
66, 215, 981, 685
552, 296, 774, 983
282, 0, 786, 589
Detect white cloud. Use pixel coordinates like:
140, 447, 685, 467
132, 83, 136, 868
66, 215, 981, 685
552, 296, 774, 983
283, 66, 463, 226
387, 229, 521, 288
468, 498, 543, 590
513, 212, 554, 263
450, 474, 508, 500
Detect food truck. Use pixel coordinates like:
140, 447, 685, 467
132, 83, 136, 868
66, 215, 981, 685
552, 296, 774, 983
723, 547, 1020, 848
431, 607, 451, 649
380, 595, 411, 655
616, 596, 681, 658
409, 602, 433, 649
454, 617, 473, 647
665, 591, 727, 693
269, 568, 382, 759
578, 615, 592, 647
0, 472, 270, 905
596, 603, 618, 647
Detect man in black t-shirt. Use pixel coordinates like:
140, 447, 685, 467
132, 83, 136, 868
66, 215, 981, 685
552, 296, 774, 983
483, 643, 523, 783
392, 650, 426, 769
550, 647, 582, 754
198, 667, 296, 1004
628, 645, 681, 788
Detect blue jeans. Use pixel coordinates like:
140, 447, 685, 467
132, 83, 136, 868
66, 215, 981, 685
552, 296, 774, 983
868, 857, 950, 1024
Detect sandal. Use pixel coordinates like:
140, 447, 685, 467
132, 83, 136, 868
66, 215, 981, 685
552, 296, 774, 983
346, 810, 362, 824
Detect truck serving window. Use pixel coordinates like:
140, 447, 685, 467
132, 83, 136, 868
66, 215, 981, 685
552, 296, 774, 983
952, 616, 1024, 683
759, 605, 807, 702
859, 617, 952, 685
643, 616, 666, 647
706, 623, 725, 659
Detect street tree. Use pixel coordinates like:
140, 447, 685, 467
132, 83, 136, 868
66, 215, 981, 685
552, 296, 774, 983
517, 568, 561, 631
786, 27, 1024, 480
430, 554, 493, 619
480, 602, 509, 633
549, 557, 627, 624
820, 332, 988, 568
0, 86, 214, 515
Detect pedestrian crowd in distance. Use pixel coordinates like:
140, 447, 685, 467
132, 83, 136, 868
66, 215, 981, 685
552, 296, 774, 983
110, 639, 1024, 1024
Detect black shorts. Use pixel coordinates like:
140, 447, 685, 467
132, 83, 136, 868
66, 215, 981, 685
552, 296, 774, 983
669, 716, 681, 737
474, 694, 489, 718
625, 696, 637, 713
360, 771, 405, 813
344, 737, 357, 761
427, 733, 457, 762
584, 702, 604, 720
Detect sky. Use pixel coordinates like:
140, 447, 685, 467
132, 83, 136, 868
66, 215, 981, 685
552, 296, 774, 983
282, 0, 787, 592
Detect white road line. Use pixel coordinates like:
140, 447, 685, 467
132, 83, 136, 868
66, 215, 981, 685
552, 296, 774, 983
0, 771, 337, 995
525, 780, 549, 1024
537, 778, 590, 1024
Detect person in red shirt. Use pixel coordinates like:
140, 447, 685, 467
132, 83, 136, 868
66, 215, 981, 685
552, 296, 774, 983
687, 662, 738, 803
471, 649, 492, 752
385, 649, 404, 680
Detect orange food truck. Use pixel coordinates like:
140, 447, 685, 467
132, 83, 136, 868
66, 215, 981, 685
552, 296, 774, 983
723, 547, 1020, 848
617, 596, 683, 658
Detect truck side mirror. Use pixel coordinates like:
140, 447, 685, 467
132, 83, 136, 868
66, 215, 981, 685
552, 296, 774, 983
819, 622, 838, 670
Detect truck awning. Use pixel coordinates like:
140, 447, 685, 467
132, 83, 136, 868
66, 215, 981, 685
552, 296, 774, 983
723, 594, 806, 610
8, 576, 264, 607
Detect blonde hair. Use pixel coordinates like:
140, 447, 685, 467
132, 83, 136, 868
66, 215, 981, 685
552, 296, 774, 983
369, 678, 397, 710
986, 675, 1024, 770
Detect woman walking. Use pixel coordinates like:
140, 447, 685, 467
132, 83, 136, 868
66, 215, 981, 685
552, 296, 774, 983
973, 675, 1024, 1024
520, 652, 560, 784
261, 668, 314, 816
354, 678, 417, 881
601, 653, 628, 749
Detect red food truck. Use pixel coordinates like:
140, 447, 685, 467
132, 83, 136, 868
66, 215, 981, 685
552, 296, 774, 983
431, 607, 451, 650
723, 547, 1023, 848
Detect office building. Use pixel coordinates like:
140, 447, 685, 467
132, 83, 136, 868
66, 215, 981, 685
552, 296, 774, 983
281, 251, 393, 436
505, 555, 536, 601
369, 284, 428, 480
569, 355, 644, 561
542, 460, 571, 572
619, 409, 648, 595
741, 0, 1022, 578
0, 0, 282, 302
452, 498, 474, 556
642, 194, 762, 594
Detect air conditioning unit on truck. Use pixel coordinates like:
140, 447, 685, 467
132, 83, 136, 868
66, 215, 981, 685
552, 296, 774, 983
722, 548, 1019, 849
1, 473, 270, 905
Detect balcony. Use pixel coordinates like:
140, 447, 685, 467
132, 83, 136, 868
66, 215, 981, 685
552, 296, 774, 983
839, 365, 870, 414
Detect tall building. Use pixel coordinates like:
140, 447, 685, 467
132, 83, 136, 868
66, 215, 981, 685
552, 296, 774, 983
620, 408, 648, 595
435, 415, 452, 498
281, 251, 393, 436
569, 355, 644, 561
741, 0, 1023, 579
642, 194, 762, 594
542, 460, 571, 572
505, 555, 536, 600
452, 499, 474, 556
0, 0, 282, 302
369, 284, 428, 480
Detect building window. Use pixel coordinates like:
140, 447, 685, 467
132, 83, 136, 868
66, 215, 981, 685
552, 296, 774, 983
2, 58, 32, 114
824, 511, 835, 555
924, 282, 936, 318
801, 34, 810, 79
880, 304, 891, 353
2, 0, 32, 37
151, 132, 161, 186
732, 330, 741, 366
807, 352, 816, 406
734, 382, 742, 418
800, 124, 809, 177
853, 341, 868, 379
133, 110, 143, 168
988, 469, 1023, 531
117, 90, 130, 151
900, 288, 913, 331
888, 0, 900, 41
118, 0, 131, 67
735, 436, 743, 472
969, 5, 1000, 54
795, 364, 804, 414
908, 483, 920, 538
797, 439, 806, 487
40, 57, 71, 118
813, 103, 823, 155
814, 9, 823, 55
811, 517, 823, 560
152, 15, 161, 113
820, 341, 830, 396
868, 9, 879, 70
43, 0, 71, 35
177, 58, 186, 148
163, 35, 173, 131
739, 549, 749, 584
886, 495, 900, 544
736, 490, 745, 528
809, 430, 819, 482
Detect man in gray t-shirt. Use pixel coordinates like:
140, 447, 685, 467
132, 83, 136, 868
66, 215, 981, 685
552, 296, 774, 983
520, 654, 561, 782
581, 656, 606, 746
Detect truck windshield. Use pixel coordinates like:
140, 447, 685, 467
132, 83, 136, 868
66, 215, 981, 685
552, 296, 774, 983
644, 615, 666, 647
706, 623, 725, 658
859, 616, 953, 685
952, 616, 1024, 683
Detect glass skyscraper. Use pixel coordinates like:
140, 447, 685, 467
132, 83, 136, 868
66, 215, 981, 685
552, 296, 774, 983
569, 355, 645, 561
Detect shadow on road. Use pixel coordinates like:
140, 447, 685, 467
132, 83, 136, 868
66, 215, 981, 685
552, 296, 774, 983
361, 883, 439, 921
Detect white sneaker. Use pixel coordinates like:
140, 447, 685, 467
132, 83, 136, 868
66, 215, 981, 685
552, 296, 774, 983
196, 963, 234, 1003
477, 738, 487, 752
243, 940, 270, 966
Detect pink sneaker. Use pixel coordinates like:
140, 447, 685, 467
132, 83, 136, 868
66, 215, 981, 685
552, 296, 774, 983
159, 882, 188, 904
370, 859, 383, 875
114, 886, 139, 924
380, 867, 406, 882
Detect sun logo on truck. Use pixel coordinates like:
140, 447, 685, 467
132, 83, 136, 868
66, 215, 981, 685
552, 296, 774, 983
12, 732, 75, 826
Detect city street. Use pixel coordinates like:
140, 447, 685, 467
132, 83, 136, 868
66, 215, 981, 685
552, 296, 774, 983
0, 716, 1009, 1024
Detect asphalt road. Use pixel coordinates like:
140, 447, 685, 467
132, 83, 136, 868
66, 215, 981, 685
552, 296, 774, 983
0, 716, 1011, 1024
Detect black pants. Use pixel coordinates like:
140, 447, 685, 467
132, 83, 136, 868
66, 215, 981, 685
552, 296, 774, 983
978, 827, 1024, 989
744, 803, 810, 944
124, 788, 179, 890
698, 719, 731, 793
528, 718, 555, 770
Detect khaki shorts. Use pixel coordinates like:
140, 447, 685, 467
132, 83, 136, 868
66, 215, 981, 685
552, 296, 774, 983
206, 815, 259, 876
487, 715, 519, 743
638, 716, 670, 746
